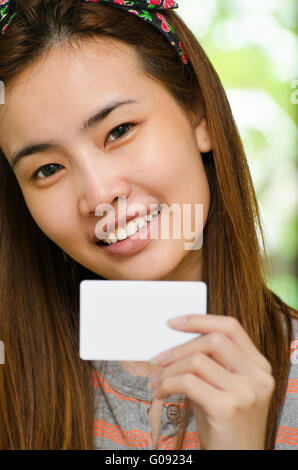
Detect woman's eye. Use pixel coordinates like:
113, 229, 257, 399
32, 163, 64, 180
106, 122, 135, 144
31, 123, 135, 180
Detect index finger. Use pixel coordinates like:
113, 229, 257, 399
167, 314, 272, 373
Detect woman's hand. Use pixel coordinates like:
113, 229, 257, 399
148, 314, 275, 450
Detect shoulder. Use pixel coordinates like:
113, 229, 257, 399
278, 306, 298, 342
278, 307, 298, 397
288, 308, 298, 344
275, 306, 298, 378
289, 311, 298, 363
274, 308, 298, 450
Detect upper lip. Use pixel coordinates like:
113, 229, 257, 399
92, 204, 160, 242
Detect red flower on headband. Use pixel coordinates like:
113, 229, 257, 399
114, 0, 125, 5
162, 0, 176, 7
179, 41, 189, 64
148, 0, 163, 5
156, 12, 170, 32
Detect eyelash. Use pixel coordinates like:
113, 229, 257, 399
31, 122, 136, 180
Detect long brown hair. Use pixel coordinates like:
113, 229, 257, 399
0, 0, 297, 450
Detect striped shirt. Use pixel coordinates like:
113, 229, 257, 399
91, 317, 298, 450
274, 317, 298, 449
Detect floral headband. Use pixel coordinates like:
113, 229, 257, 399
0, 0, 16, 34
0, 0, 191, 69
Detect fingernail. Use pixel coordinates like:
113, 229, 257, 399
167, 315, 188, 328
150, 348, 172, 366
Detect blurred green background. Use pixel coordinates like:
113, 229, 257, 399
179, 0, 298, 309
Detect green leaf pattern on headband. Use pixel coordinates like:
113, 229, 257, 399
1, 3, 16, 34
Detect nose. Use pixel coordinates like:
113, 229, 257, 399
76, 151, 130, 217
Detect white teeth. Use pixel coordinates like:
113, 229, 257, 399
107, 232, 117, 244
134, 217, 147, 229
100, 206, 162, 245
102, 217, 146, 244
115, 227, 127, 241
126, 220, 139, 236
102, 232, 117, 245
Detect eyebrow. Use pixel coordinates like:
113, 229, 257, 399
10, 99, 141, 169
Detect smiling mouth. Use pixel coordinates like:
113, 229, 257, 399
96, 206, 163, 247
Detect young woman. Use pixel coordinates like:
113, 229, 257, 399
0, 0, 297, 450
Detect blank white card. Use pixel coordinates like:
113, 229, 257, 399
80, 280, 207, 361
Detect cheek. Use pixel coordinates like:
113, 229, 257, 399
133, 146, 184, 200
134, 135, 211, 227
23, 191, 76, 245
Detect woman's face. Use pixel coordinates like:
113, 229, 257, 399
0, 39, 212, 281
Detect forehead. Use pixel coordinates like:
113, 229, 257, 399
5, 37, 144, 98
0, 38, 161, 157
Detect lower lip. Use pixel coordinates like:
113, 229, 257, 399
96, 210, 162, 257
